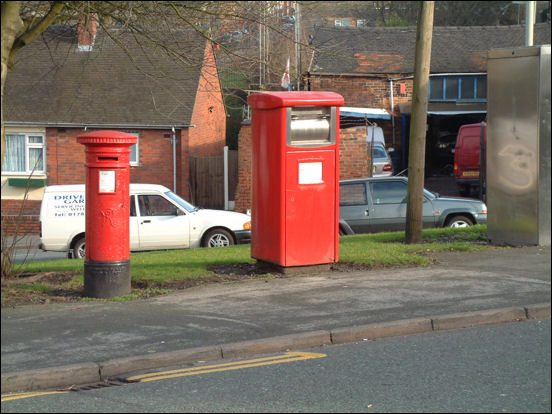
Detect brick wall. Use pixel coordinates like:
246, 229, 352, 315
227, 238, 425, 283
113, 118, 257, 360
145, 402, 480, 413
1, 199, 41, 235
309, 75, 414, 150
45, 127, 184, 193
233, 123, 368, 213
234, 122, 253, 213
189, 41, 226, 157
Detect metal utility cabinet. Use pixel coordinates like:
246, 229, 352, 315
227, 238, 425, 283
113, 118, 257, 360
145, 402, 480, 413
486, 45, 551, 246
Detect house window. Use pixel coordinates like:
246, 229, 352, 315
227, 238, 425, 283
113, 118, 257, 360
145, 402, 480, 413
123, 131, 140, 166
357, 19, 366, 27
429, 75, 487, 102
335, 19, 352, 27
2, 133, 45, 174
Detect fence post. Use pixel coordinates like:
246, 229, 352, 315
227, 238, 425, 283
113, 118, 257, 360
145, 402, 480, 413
224, 146, 229, 210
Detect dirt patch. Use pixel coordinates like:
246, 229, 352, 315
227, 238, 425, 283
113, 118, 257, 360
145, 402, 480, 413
1, 265, 284, 308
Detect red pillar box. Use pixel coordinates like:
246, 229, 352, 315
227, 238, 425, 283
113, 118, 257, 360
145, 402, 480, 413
77, 130, 137, 298
248, 91, 344, 268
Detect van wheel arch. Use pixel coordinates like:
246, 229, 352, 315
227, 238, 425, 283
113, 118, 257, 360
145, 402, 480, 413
70, 234, 86, 259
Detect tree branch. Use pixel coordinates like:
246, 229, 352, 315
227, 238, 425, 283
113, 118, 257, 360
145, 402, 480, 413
8, 1, 65, 70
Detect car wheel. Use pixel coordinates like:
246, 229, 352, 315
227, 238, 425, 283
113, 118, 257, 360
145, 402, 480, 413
446, 215, 474, 228
202, 229, 234, 248
72, 236, 86, 259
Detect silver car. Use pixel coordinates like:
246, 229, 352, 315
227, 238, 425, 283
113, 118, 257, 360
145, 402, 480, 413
339, 177, 487, 234
369, 144, 394, 177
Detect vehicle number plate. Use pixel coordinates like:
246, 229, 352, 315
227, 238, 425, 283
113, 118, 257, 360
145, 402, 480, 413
462, 171, 479, 177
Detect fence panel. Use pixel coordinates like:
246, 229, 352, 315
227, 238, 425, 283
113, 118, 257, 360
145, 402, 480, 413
190, 152, 238, 209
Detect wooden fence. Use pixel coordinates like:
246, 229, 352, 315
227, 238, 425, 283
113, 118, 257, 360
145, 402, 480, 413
189, 150, 238, 209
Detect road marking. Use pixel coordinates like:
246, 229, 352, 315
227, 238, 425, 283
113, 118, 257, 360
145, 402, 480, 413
1, 351, 327, 401
1, 390, 69, 402
127, 351, 327, 383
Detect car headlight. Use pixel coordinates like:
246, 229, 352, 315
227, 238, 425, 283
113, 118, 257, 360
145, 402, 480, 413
243, 221, 251, 230
481, 203, 487, 214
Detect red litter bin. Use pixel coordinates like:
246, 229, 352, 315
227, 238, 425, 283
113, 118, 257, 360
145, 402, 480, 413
248, 91, 344, 268
77, 130, 137, 298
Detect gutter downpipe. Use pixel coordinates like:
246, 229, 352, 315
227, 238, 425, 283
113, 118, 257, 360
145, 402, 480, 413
224, 146, 229, 210
172, 126, 176, 193
389, 79, 395, 148
526, 1, 535, 46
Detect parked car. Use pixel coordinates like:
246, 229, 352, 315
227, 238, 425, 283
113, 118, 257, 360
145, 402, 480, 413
39, 184, 251, 259
339, 177, 487, 234
369, 144, 394, 177
454, 123, 486, 196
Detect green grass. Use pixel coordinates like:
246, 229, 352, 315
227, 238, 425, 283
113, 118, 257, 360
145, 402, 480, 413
16, 225, 492, 281
339, 225, 491, 266
3, 225, 497, 305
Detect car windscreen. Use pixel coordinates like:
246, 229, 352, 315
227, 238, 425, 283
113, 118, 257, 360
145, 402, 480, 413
165, 191, 196, 213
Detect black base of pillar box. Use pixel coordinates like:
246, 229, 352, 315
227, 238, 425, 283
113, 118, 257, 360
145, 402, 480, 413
83, 259, 131, 298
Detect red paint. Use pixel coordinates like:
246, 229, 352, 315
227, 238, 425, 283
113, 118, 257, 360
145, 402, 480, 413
77, 130, 137, 262
248, 92, 344, 267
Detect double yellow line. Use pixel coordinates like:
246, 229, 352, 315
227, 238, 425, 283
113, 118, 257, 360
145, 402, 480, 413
128, 351, 327, 383
2, 351, 326, 402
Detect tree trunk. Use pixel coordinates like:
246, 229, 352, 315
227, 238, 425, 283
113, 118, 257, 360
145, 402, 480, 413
405, 1, 434, 244
1, 1, 25, 279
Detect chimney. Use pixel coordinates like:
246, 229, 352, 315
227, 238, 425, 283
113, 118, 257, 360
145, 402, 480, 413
77, 13, 97, 51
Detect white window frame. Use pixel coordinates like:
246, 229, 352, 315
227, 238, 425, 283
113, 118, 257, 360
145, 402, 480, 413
2, 132, 46, 175
123, 131, 140, 166
335, 19, 352, 27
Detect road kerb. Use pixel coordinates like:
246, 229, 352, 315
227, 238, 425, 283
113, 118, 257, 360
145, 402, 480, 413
526, 303, 551, 320
99, 346, 222, 379
432, 306, 526, 331
2, 305, 550, 394
330, 318, 433, 344
221, 330, 332, 360
1, 363, 100, 394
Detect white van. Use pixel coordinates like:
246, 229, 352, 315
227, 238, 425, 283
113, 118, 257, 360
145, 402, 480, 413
39, 184, 251, 258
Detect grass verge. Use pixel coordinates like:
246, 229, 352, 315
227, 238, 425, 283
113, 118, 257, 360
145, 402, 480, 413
2, 225, 495, 306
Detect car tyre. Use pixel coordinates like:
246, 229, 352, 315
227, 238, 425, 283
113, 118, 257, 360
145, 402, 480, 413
72, 236, 86, 259
202, 229, 234, 248
446, 215, 474, 228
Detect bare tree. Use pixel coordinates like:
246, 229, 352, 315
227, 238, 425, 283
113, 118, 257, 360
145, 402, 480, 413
1, 1, 304, 278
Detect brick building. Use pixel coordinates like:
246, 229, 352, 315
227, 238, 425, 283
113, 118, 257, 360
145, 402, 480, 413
2, 22, 226, 235
306, 23, 551, 174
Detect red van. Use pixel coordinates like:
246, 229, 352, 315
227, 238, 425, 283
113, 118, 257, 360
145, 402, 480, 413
454, 123, 486, 197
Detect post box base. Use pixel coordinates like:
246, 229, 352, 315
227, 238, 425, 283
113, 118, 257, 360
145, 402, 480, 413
84, 259, 131, 299
255, 260, 332, 275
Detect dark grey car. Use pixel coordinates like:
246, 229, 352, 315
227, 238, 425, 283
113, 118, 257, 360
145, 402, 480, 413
339, 177, 487, 234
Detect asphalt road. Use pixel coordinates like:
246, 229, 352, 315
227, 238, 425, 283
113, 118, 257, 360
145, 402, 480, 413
2, 319, 550, 413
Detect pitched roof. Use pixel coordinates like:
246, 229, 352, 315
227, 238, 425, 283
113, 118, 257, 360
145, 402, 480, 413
311, 23, 551, 75
4, 25, 212, 127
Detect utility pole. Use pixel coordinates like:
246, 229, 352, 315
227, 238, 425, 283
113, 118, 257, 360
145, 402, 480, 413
405, 1, 434, 244
295, 1, 301, 90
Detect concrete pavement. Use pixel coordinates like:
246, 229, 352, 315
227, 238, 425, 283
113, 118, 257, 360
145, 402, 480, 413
1, 244, 550, 393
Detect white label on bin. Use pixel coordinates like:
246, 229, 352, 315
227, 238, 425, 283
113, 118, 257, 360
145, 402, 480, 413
298, 162, 323, 184
99, 170, 116, 193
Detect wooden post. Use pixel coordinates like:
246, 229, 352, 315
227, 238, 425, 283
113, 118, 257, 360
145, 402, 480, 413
405, 1, 434, 244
